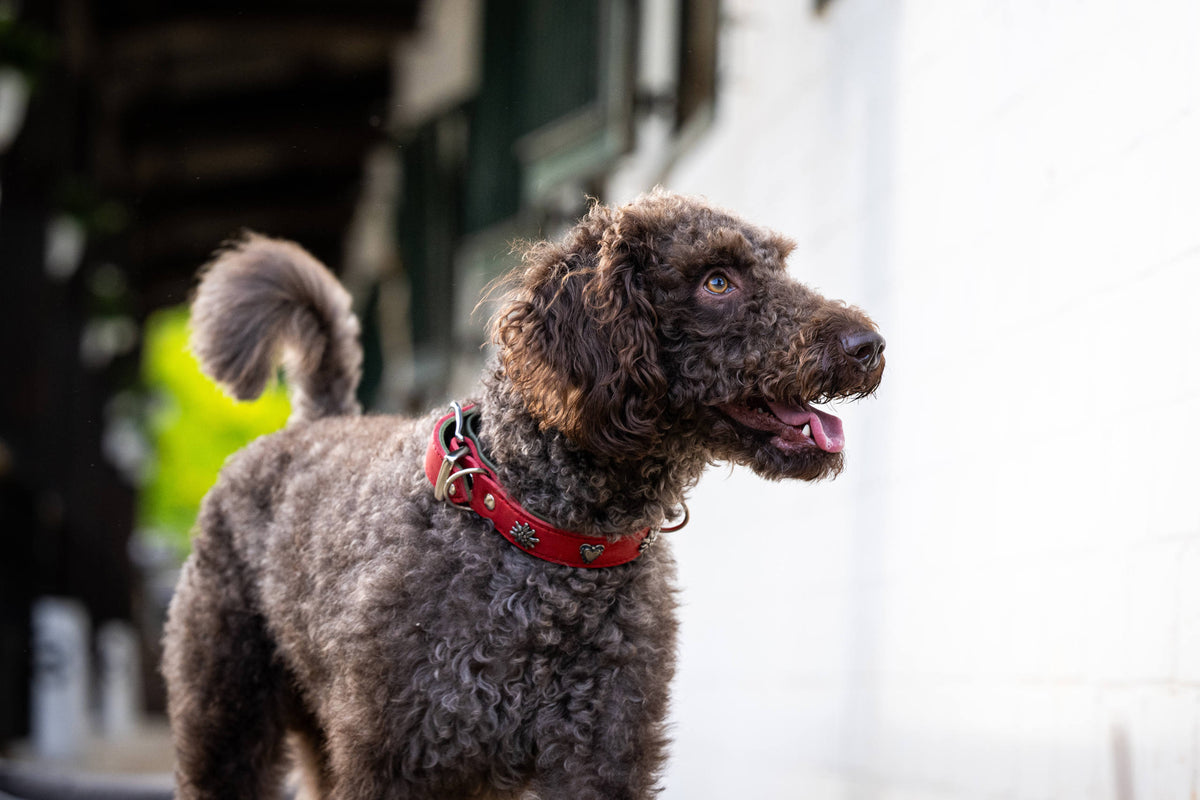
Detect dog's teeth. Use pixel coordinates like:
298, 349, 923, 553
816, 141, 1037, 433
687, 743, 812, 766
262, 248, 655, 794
802, 423, 812, 438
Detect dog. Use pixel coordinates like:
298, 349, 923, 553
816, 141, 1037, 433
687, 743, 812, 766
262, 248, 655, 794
163, 190, 885, 799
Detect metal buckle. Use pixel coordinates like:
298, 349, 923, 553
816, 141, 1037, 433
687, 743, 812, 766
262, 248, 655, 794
433, 446, 487, 508
433, 445, 468, 502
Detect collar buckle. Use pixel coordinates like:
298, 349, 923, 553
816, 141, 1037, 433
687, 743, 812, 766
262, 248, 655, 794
433, 444, 471, 502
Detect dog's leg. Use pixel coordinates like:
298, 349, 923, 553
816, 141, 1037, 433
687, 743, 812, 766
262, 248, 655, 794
528, 740, 669, 800
529, 741, 669, 800
527, 668, 673, 800
163, 527, 292, 799
286, 705, 334, 800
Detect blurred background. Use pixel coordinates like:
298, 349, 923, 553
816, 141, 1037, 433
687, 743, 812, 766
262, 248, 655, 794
1, 0, 1199, 798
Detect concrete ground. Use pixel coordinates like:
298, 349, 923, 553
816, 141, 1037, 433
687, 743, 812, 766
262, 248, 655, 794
5, 717, 174, 776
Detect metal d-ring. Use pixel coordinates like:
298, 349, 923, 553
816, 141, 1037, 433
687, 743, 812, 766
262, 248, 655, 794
659, 502, 689, 533
443, 466, 487, 507
640, 505, 687, 555
435, 444, 486, 505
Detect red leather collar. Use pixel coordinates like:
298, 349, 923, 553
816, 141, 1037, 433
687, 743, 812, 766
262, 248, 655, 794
424, 404, 655, 568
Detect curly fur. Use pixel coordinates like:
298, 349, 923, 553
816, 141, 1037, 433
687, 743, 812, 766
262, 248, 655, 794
163, 190, 885, 799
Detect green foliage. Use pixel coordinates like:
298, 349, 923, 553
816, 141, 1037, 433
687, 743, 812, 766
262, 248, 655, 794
138, 306, 290, 554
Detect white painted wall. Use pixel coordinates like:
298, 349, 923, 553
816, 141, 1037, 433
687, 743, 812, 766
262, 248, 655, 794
631, 1, 1200, 797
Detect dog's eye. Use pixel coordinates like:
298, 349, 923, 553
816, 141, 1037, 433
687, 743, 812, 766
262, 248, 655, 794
703, 274, 733, 295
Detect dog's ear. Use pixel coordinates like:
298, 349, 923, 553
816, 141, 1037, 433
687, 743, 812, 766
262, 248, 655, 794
494, 204, 667, 461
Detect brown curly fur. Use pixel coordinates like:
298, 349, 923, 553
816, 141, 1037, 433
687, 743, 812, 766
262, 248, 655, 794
162, 190, 884, 799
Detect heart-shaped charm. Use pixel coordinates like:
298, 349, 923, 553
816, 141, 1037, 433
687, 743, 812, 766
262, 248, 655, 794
579, 544, 605, 564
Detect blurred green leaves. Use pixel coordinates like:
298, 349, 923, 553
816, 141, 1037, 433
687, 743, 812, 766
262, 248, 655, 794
138, 306, 289, 554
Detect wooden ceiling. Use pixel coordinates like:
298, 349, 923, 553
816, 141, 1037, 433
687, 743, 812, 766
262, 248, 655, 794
80, 1, 422, 306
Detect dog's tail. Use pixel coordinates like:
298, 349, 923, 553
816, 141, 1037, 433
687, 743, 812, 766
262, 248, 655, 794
190, 233, 362, 423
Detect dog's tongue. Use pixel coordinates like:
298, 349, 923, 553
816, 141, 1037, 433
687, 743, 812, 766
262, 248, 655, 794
767, 401, 845, 453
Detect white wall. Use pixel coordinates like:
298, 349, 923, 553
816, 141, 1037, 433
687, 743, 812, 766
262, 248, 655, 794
645, 1, 1200, 797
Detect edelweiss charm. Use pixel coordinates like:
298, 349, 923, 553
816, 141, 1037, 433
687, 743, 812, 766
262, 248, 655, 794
509, 521, 539, 550
638, 529, 659, 553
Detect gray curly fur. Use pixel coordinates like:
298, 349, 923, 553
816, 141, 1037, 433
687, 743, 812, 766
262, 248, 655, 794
163, 190, 885, 799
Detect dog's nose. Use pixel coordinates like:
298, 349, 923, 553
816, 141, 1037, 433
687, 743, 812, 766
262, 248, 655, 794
840, 329, 885, 372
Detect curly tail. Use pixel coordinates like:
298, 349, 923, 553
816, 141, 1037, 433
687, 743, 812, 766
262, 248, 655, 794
190, 233, 362, 423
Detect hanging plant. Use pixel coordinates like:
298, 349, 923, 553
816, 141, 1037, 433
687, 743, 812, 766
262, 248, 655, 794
0, 17, 55, 82
0, 17, 53, 152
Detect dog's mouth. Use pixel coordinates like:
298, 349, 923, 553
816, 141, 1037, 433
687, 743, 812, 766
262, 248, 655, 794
716, 398, 845, 454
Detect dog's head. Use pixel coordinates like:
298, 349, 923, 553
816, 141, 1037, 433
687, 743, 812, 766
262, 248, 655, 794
492, 190, 884, 481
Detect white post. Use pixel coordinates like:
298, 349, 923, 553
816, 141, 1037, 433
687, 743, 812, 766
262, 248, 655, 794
30, 597, 91, 761
97, 619, 141, 738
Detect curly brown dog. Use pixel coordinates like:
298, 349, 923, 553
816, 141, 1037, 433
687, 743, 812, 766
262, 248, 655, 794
162, 190, 885, 799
